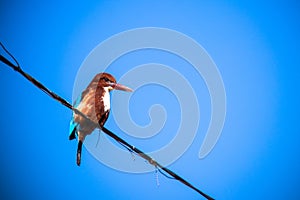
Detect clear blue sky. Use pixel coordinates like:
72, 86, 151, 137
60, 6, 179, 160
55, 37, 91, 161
0, 1, 299, 199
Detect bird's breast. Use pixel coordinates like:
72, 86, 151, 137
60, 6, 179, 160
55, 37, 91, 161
101, 87, 110, 112
94, 86, 111, 119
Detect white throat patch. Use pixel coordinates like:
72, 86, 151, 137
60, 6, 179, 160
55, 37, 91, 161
102, 87, 111, 112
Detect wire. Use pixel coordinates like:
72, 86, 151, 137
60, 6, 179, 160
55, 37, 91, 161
156, 167, 175, 180
0, 42, 20, 68
0, 42, 214, 200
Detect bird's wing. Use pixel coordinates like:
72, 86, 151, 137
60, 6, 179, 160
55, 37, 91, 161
69, 93, 82, 140
68, 75, 100, 139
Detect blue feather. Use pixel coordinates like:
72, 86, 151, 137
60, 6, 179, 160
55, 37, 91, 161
69, 93, 82, 140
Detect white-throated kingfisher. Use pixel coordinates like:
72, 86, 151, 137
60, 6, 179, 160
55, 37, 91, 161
69, 73, 133, 166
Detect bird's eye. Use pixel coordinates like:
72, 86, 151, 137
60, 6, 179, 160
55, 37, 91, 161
101, 77, 110, 82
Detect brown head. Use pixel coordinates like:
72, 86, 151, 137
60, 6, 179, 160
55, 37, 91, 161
97, 72, 133, 92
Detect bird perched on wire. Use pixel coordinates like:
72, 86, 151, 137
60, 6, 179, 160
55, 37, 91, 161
69, 72, 133, 166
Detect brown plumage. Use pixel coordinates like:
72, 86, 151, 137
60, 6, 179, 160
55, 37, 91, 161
69, 73, 133, 166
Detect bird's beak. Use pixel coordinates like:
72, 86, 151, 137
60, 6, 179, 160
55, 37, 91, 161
111, 83, 133, 92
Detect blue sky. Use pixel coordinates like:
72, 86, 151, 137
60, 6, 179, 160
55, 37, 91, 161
0, 1, 299, 199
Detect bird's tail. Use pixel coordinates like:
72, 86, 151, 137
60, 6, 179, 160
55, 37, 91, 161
77, 140, 83, 166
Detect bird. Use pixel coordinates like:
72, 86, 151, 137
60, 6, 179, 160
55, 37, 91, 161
69, 72, 133, 166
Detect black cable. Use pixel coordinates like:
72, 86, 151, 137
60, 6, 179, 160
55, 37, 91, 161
0, 42, 214, 200
0, 42, 20, 68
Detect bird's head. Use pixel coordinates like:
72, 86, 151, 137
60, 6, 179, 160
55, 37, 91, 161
98, 73, 133, 92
